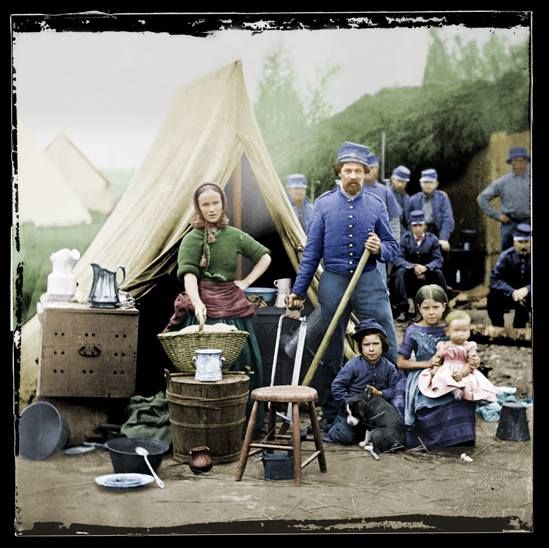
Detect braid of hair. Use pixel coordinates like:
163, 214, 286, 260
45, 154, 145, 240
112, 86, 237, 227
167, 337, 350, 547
199, 226, 210, 269
199, 223, 217, 270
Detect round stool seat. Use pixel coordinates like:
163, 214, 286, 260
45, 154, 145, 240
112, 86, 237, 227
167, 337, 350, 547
251, 385, 318, 403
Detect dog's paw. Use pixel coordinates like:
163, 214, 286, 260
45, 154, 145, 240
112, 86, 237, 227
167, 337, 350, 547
364, 443, 381, 460
358, 440, 367, 448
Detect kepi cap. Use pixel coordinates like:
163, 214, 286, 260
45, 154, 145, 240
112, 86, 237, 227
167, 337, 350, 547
506, 147, 530, 164
409, 209, 425, 225
392, 165, 411, 182
513, 223, 531, 241
287, 173, 308, 189
336, 141, 370, 167
366, 153, 379, 167
352, 318, 387, 342
420, 168, 438, 182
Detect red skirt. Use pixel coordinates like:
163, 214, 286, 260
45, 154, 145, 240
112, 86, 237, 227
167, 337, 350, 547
164, 280, 256, 332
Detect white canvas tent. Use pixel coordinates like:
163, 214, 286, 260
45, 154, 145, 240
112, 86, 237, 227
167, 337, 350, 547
15, 124, 92, 227
18, 61, 317, 405
46, 134, 114, 214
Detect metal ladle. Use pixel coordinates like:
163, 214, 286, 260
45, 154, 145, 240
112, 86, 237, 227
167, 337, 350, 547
135, 446, 165, 488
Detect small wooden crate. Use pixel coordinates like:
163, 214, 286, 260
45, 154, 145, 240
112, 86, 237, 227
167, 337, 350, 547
37, 304, 139, 398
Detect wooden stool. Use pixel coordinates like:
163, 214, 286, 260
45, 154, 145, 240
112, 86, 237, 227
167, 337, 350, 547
235, 385, 327, 486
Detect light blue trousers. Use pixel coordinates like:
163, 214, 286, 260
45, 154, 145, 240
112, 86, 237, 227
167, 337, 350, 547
314, 268, 398, 422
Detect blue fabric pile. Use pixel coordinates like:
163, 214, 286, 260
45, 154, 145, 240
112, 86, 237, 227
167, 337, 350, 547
476, 387, 533, 422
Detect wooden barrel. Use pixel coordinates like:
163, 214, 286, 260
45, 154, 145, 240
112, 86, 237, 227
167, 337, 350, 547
166, 372, 250, 464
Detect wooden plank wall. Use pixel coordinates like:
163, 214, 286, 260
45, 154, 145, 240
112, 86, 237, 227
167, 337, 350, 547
445, 131, 530, 286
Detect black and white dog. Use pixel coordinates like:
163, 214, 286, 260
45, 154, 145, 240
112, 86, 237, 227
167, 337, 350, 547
346, 389, 406, 459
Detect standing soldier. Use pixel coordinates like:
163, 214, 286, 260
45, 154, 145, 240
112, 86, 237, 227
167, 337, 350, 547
286, 141, 399, 431
409, 168, 455, 253
477, 146, 530, 251
389, 165, 412, 236
286, 173, 315, 234
364, 153, 402, 241
363, 153, 403, 286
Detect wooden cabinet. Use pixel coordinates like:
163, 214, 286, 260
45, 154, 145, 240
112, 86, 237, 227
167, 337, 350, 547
37, 304, 139, 398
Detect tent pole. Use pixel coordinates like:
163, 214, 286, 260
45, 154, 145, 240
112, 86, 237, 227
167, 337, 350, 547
380, 130, 386, 181
232, 158, 243, 279
301, 249, 371, 386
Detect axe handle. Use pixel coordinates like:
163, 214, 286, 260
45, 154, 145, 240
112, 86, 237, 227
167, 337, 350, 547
302, 249, 371, 386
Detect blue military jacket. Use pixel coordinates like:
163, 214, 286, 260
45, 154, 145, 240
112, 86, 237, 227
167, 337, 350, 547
392, 231, 444, 271
490, 248, 531, 296
292, 187, 399, 297
331, 355, 400, 402
290, 197, 315, 233
409, 190, 455, 241
390, 186, 410, 233
364, 181, 402, 220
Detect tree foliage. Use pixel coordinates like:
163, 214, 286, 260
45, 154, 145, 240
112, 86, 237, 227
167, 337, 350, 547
424, 31, 529, 84
254, 49, 308, 150
454, 36, 485, 81
305, 64, 340, 127
268, 66, 530, 197
256, 36, 529, 198
423, 30, 458, 85
254, 48, 340, 151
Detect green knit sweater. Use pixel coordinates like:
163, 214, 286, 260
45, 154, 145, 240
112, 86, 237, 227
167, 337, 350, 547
177, 226, 270, 282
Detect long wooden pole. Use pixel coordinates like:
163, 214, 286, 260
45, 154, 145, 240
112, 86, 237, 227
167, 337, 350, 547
232, 159, 243, 279
302, 249, 371, 386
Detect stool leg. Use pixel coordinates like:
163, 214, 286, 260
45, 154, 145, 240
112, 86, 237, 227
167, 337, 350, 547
267, 402, 277, 441
235, 401, 259, 481
308, 401, 327, 472
291, 402, 302, 486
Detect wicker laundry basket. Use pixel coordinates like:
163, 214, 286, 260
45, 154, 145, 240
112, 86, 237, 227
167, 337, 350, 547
157, 322, 249, 373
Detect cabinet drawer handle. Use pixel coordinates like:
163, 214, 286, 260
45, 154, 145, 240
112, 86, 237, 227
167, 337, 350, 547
78, 345, 101, 357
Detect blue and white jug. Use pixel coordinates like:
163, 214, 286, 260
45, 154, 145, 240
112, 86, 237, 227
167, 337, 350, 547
192, 349, 224, 382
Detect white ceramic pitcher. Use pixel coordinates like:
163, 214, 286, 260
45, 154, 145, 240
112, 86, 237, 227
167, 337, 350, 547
274, 278, 292, 308
273, 278, 292, 291
47, 248, 80, 301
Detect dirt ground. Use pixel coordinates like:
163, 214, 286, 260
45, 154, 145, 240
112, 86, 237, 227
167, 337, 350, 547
476, 342, 532, 396
14, 308, 533, 536
14, 410, 533, 536
14, 337, 533, 536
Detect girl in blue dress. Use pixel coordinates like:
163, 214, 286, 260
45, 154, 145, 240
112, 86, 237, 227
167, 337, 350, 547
396, 284, 478, 449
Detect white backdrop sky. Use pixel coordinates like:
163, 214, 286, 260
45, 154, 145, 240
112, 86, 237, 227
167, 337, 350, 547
13, 20, 529, 169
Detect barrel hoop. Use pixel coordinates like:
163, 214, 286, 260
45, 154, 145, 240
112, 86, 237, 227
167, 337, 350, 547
169, 416, 246, 429
166, 390, 248, 408
173, 450, 240, 464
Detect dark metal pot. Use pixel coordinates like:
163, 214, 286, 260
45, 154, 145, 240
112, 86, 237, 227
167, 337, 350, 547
105, 437, 169, 474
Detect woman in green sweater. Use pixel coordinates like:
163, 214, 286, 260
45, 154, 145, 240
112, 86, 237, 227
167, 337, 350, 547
165, 182, 271, 432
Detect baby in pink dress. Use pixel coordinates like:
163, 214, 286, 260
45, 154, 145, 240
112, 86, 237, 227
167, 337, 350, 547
418, 310, 501, 402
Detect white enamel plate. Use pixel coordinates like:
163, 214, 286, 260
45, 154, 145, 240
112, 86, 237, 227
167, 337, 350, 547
95, 473, 155, 489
